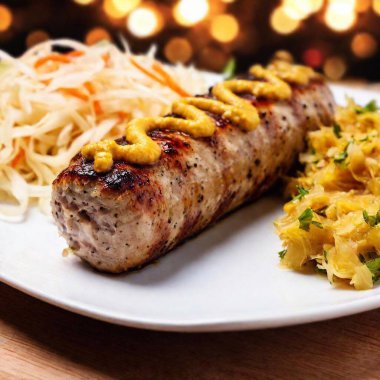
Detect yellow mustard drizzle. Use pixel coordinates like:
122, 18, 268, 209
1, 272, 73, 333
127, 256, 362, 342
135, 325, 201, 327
82, 61, 319, 172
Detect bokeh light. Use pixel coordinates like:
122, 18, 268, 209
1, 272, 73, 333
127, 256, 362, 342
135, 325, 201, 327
323, 56, 347, 80
85, 27, 111, 45
270, 7, 300, 34
373, 0, 380, 14
351, 32, 378, 58
310, 0, 324, 12
210, 14, 239, 43
356, 0, 371, 12
112, 0, 140, 14
73, 0, 95, 5
26, 30, 49, 48
127, 6, 161, 38
302, 48, 324, 68
103, 0, 128, 19
173, 0, 209, 27
164, 37, 193, 63
325, 0, 356, 32
199, 46, 229, 71
282, 0, 316, 20
0, 5, 12, 32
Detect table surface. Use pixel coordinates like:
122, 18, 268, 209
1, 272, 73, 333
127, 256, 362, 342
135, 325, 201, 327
1, 282, 380, 380
3, 82, 380, 379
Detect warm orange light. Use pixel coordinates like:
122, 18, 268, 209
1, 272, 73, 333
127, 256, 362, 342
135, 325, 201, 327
112, 0, 140, 15
0, 5, 12, 32
85, 27, 112, 45
210, 14, 239, 43
302, 48, 323, 68
26, 30, 50, 48
270, 7, 300, 34
282, 0, 316, 20
310, 0, 325, 12
373, 0, 380, 14
222, 0, 236, 2
351, 32, 378, 58
325, 0, 356, 32
103, 0, 126, 19
199, 46, 228, 71
164, 37, 193, 63
173, 0, 209, 27
73, 0, 95, 5
323, 56, 347, 80
127, 6, 161, 38
356, 0, 371, 12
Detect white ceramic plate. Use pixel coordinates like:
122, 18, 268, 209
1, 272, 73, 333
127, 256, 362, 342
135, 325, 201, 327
1, 84, 380, 332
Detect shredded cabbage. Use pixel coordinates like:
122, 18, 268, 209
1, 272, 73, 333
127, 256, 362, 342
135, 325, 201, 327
275, 99, 380, 290
0, 39, 208, 222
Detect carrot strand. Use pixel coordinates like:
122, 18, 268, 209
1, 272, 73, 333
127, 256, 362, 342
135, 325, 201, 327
34, 54, 71, 69
60, 88, 89, 102
152, 62, 190, 97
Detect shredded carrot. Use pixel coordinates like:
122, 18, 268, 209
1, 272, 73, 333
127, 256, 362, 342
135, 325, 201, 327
102, 53, 110, 67
11, 149, 25, 168
130, 57, 169, 88
118, 111, 131, 120
152, 62, 190, 97
84, 82, 103, 115
65, 50, 84, 58
60, 88, 89, 102
94, 100, 103, 116
84, 81, 96, 94
130, 58, 190, 97
34, 54, 71, 69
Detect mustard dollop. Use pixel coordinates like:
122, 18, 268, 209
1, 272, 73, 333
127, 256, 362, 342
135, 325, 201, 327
82, 61, 318, 172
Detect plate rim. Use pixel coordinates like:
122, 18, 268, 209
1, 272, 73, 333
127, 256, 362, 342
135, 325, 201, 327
2, 270, 380, 332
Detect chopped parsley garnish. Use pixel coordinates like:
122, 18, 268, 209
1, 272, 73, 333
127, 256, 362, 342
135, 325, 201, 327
334, 149, 348, 164
365, 257, 380, 282
222, 57, 236, 80
363, 210, 380, 227
278, 249, 287, 259
333, 123, 341, 138
298, 208, 323, 231
292, 185, 309, 202
315, 267, 327, 274
323, 249, 328, 262
356, 100, 378, 114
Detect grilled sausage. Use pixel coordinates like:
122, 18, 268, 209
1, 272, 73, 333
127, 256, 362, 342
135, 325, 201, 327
51, 77, 335, 273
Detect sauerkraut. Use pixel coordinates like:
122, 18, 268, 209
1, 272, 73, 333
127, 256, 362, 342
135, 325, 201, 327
275, 99, 380, 290
0, 39, 208, 222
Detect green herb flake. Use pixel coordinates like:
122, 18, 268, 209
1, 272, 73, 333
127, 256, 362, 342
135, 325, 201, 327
292, 185, 309, 202
278, 249, 287, 259
356, 100, 378, 114
315, 267, 327, 274
323, 249, 328, 262
298, 208, 323, 231
334, 150, 348, 164
222, 58, 236, 80
363, 210, 380, 227
366, 257, 380, 282
332, 123, 341, 138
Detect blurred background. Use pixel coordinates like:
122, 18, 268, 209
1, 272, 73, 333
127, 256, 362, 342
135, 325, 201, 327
0, 0, 379, 81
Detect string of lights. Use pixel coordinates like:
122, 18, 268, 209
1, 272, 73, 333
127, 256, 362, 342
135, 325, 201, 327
0, 0, 380, 81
